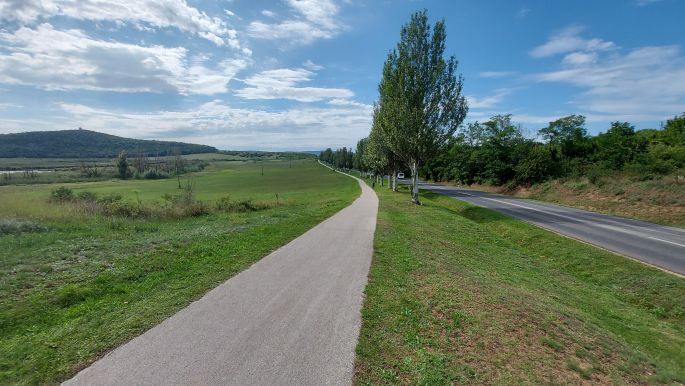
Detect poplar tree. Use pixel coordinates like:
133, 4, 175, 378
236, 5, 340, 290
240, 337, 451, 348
378, 10, 468, 203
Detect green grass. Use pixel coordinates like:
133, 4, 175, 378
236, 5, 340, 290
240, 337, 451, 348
0, 160, 358, 385
354, 182, 685, 385
469, 171, 685, 228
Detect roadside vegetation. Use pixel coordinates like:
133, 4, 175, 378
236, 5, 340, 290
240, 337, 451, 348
0, 159, 358, 384
472, 172, 685, 228
355, 182, 685, 385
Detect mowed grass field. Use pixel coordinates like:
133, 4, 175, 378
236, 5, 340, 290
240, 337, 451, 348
355, 183, 685, 385
0, 159, 358, 385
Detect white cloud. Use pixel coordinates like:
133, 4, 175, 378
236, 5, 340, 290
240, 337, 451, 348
562, 51, 597, 66
248, 0, 343, 44
303, 59, 324, 71
235, 68, 353, 102
478, 71, 516, 78
516, 8, 530, 18
530, 26, 616, 58
38, 100, 373, 150
467, 89, 512, 109
534, 45, 685, 116
328, 98, 370, 108
0, 102, 21, 110
0, 0, 247, 50
0, 24, 248, 95
636, 0, 663, 5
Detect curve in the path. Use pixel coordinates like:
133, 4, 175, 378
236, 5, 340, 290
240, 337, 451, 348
64, 170, 378, 386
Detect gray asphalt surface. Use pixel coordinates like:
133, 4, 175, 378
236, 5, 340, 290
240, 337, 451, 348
63, 173, 378, 386
420, 182, 685, 276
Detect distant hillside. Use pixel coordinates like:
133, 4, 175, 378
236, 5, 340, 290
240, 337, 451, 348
0, 129, 217, 158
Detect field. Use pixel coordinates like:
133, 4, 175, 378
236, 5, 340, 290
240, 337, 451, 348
0, 159, 358, 385
354, 183, 685, 385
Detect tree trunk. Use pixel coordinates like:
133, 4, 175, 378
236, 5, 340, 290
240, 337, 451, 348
392, 169, 398, 192
387, 174, 391, 189
410, 161, 420, 204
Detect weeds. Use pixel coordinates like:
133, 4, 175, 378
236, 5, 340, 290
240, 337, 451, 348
216, 196, 270, 213
0, 218, 47, 235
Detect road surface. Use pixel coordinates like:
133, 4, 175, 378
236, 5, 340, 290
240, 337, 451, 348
420, 183, 685, 276
64, 173, 378, 386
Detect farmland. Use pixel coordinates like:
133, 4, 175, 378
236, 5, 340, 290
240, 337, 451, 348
0, 158, 358, 384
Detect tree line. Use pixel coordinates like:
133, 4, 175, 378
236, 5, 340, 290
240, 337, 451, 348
421, 113, 685, 187
321, 10, 684, 202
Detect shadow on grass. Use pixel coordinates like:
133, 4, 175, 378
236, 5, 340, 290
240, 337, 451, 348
421, 191, 505, 224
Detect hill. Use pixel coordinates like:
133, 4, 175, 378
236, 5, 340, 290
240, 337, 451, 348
0, 129, 217, 158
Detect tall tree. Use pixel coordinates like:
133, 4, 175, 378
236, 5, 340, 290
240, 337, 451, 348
116, 150, 129, 179
378, 10, 468, 203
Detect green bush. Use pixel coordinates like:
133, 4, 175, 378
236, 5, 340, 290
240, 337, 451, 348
98, 193, 123, 204
76, 191, 98, 202
216, 196, 270, 212
143, 169, 169, 179
51, 187, 74, 202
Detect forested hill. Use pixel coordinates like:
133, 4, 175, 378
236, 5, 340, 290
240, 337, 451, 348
0, 129, 217, 158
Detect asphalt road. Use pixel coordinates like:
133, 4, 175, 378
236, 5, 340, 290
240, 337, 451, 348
420, 182, 685, 276
64, 173, 378, 386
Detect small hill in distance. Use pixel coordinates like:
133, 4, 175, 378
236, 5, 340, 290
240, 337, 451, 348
0, 129, 217, 158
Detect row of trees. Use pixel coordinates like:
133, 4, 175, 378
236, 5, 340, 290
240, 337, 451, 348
323, 10, 683, 198
422, 113, 685, 186
318, 147, 354, 170
354, 10, 468, 203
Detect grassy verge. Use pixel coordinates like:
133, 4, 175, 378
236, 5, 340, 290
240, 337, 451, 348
465, 172, 685, 228
355, 182, 685, 385
0, 160, 358, 385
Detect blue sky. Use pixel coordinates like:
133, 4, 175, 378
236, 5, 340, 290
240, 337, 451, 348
0, 0, 683, 150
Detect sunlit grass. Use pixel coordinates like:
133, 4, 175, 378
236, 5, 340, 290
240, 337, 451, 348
0, 160, 358, 385
355, 181, 685, 384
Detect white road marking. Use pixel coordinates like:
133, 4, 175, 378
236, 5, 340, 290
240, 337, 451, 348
442, 188, 685, 248
648, 236, 685, 248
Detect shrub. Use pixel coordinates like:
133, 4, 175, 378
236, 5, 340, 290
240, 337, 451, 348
216, 196, 270, 212
143, 169, 169, 180
51, 187, 74, 202
0, 218, 47, 235
178, 202, 210, 217
101, 201, 150, 218
98, 193, 123, 204
76, 191, 98, 202
586, 167, 606, 186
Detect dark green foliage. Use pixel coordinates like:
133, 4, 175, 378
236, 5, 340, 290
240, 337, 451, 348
215, 196, 270, 213
594, 121, 648, 170
0, 129, 217, 158
116, 151, 129, 179
319, 147, 354, 169
50, 187, 74, 202
142, 169, 169, 180
423, 113, 685, 186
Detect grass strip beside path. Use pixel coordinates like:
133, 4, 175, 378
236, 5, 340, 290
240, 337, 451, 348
355, 182, 685, 385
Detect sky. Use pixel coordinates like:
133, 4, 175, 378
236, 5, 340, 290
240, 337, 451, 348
0, 0, 684, 151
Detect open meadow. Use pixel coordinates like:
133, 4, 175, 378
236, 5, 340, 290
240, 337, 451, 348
0, 159, 358, 384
